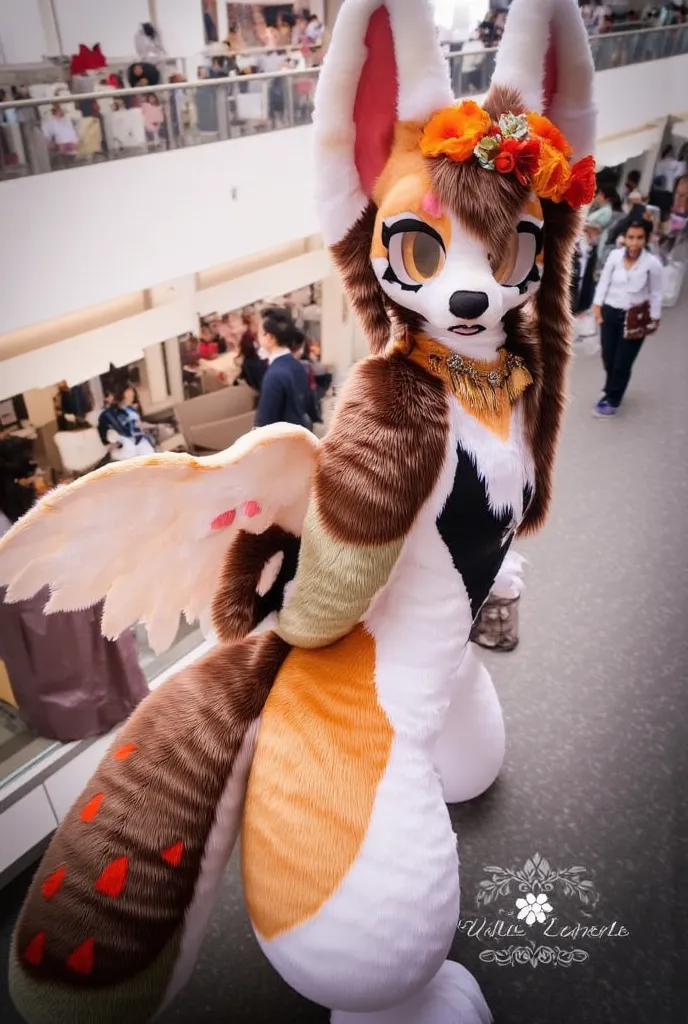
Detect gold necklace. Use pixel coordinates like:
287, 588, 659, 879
405, 336, 533, 415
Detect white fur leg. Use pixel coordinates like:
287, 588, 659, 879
432, 644, 505, 804
331, 960, 492, 1024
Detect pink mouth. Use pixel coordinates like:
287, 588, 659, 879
449, 324, 485, 336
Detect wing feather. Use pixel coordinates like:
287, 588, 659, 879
0, 425, 318, 653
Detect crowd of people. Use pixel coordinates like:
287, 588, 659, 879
180, 294, 332, 431
570, 145, 688, 418
448, 1, 688, 95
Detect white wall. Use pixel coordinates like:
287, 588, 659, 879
52, 0, 149, 57
594, 57, 688, 139
0, 0, 206, 64
0, 249, 344, 400
155, 0, 205, 64
0, 126, 318, 335
0, 0, 48, 63
2, 57, 688, 337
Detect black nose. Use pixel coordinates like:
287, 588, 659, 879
449, 290, 489, 320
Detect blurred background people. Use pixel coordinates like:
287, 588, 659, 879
255, 307, 316, 429
97, 382, 156, 460
135, 22, 166, 62
0, 435, 148, 742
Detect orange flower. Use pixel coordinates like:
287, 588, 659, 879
496, 136, 542, 185
421, 101, 492, 163
564, 154, 597, 208
532, 139, 571, 201
527, 112, 573, 160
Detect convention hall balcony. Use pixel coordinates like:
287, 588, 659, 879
1, 23, 687, 347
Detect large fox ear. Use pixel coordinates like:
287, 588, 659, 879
313, 0, 453, 246
488, 0, 596, 536
487, 0, 596, 161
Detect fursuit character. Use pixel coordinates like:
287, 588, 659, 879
0, 0, 595, 1021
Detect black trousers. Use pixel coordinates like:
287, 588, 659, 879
601, 305, 645, 407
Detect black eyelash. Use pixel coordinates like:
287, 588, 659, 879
383, 265, 422, 292
380, 218, 444, 293
381, 218, 446, 251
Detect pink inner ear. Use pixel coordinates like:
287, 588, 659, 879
353, 6, 399, 198
543, 28, 557, 115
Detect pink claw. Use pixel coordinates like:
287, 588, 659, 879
243, 501, 261, 519
211, 509, 236, 531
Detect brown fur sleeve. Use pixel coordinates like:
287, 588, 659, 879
211, 526, 301, 642
276, 353, 448, 649
316, 352, 449, 545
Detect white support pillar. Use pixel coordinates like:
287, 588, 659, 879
639, 118, 670, 196
23, 387, 58, 428
320, 271, 355, 381
143, 342, 168, 408
39, 0, 63, 56
164, 336, 184, 405
351, 313, 370, 364
216, 0, 229, 46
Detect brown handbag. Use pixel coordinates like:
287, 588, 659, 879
624, 300, 652, 340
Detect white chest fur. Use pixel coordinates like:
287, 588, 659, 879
447, 396, 535, 523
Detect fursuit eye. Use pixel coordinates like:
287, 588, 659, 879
383, 221, 446, 291
495, 223, 542, 290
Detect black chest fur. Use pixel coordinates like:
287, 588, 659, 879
437, 445, 532, 620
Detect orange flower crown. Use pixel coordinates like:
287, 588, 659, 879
420, 101, 596, 209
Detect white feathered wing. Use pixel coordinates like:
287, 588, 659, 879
0, 424, 319, 654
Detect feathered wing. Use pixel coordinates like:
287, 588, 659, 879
0, 424, 319, 654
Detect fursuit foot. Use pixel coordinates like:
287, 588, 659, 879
330, 960, 492, 1024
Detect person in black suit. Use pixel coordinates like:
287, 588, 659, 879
255, 308, 317, 430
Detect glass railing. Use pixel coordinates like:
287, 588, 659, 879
446, 22, 688, 97
1, 24, 687, 180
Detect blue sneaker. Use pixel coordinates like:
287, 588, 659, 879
593, 398, 617, 418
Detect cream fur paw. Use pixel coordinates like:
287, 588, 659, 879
330, 960, 492, 1024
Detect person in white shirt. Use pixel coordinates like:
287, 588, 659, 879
654, 145, 686, 194
458, 31, 486, 94
41, 105, 79, 151
135, 22, 166, 63
592, 220, 663, 417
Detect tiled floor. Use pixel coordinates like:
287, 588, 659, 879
1, 296, 687, 1023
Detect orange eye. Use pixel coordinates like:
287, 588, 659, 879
494, 224, 542, 289
400, 231, 446, 283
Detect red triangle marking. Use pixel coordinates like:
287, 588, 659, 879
95, 856, 128, 899
66, 937, 94, 976
23, 932, 46, 967
80, 793, 105, 822
41, 865, 66, 900
161, 841, 184, 867
114, 743, 136, 761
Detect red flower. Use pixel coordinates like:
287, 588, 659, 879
494, 149, 516, 174
564, 155, 597, 208
495, 137, 542, 185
